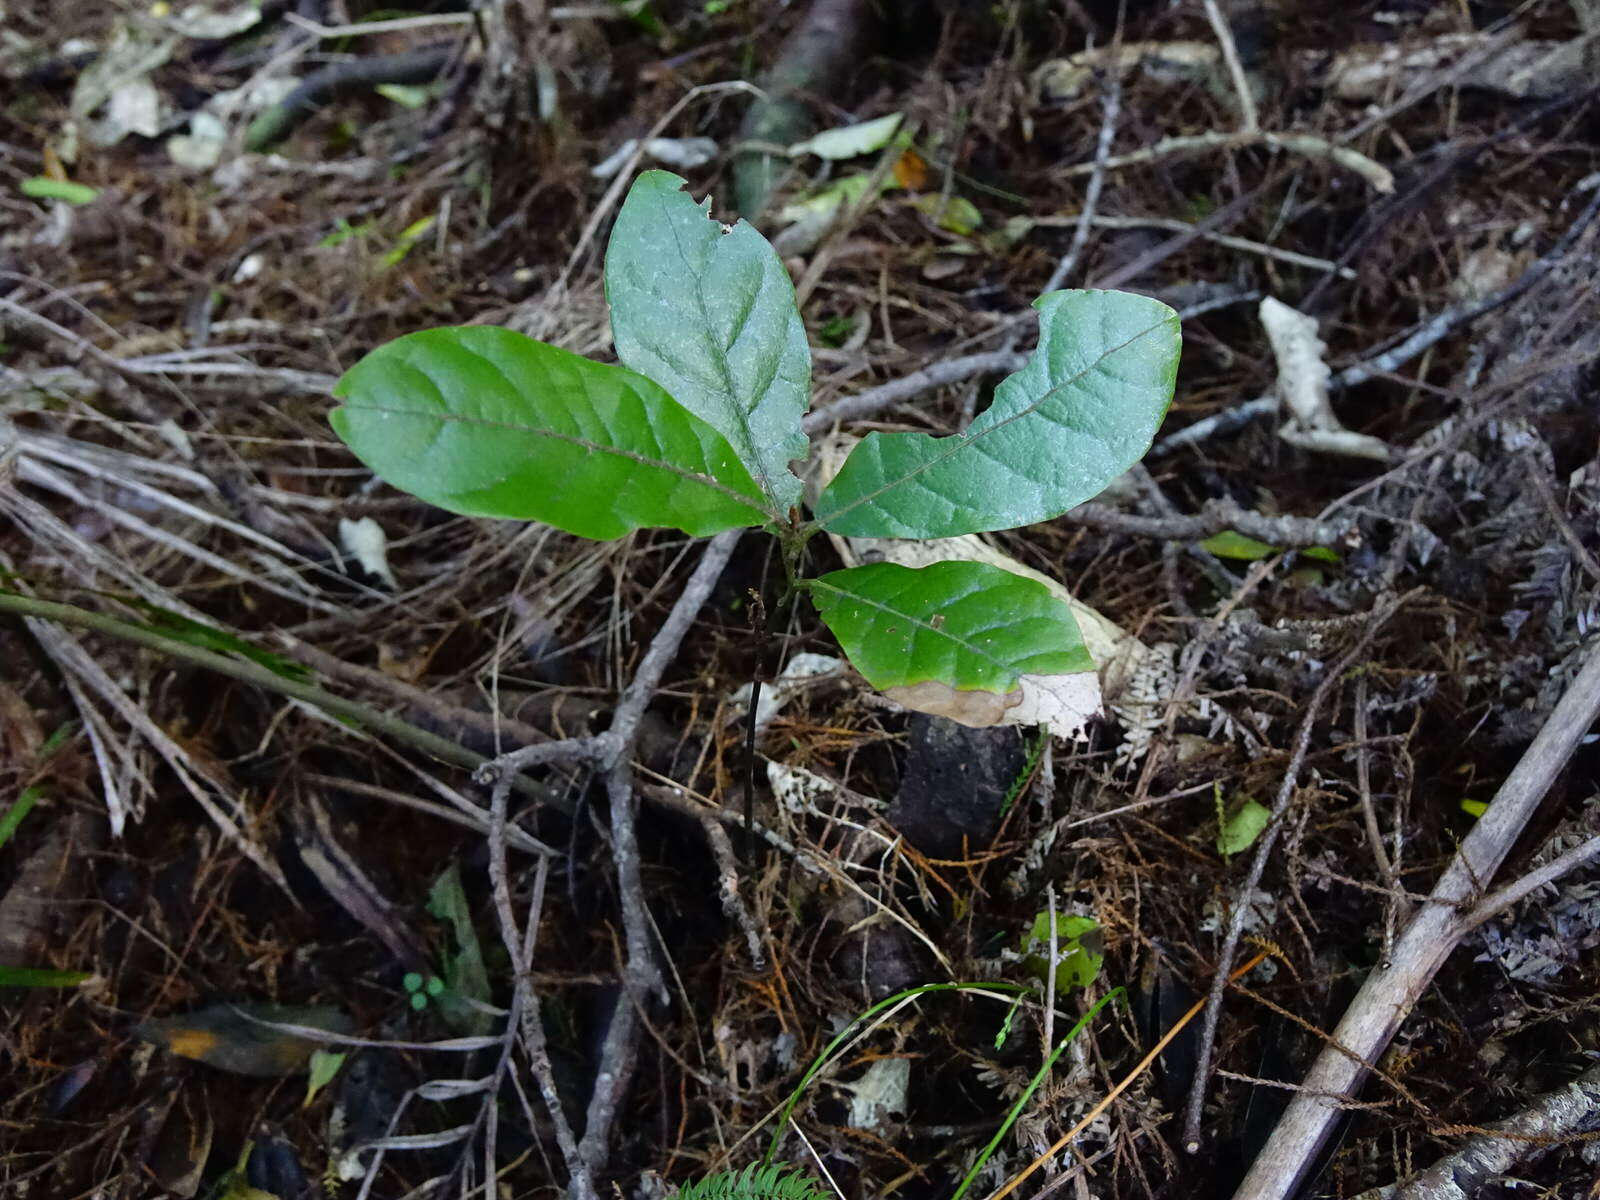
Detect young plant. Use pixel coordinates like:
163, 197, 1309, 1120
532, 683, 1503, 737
329, 171, 1179, 718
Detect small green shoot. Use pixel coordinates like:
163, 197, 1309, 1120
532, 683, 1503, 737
0, 966, 92, 988
1216, 783, 1272, 859
320, 217, 375, 248
303, 1048, 347, 1106
402, 971, 447, 1011
950, 988, 1124, 1200
1020, 913, 1103, 993
997, 730, 1048, 822
331, 169, 1179, 801
380, 214, 437, 270
20, 177, 99, 206
0, 785, 43, 850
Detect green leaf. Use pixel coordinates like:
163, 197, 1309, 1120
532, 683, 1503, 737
913, 193, 983, 234
1021, 913, 1103, 992
125, 602, 311, 682
20, 177, 99, 205
1461, 798, 1488, 818
814, 290, 1179, 538
303, 1049, 346, 1107
1199, 530, 1275, 560
375, 83, 437, 109
1302, 544, 1341, 564
789, 112, 904, 160
0, 785, 42, 851
0, 966, 92, 988
776, 172, 885, 224
809, 561, 1090, 702
427, 863, 493, 1036
1218, 796, 1272, 858
330, 326, 771, 539
605, 171, 810, 513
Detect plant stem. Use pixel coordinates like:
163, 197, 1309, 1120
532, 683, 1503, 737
0, 591, 567, 810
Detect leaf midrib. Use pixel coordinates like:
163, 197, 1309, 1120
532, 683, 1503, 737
337, 399, 780, 521
810, 575, 1031, 687
811, 315, 1173, 532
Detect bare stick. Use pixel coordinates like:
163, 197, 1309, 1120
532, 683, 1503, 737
1043, 67, 1122, 295
576, 530, 743, 1174
0, 592, 568, 816
1056, 130, 1392, 194
803, 350, 1028, 434
1461, 832, 1600, 933
646, 784, 768, 968
1155, 182, 1600, 459
1231, 639, 1600, 1200
1201, 0, 1259, 132
1066, 496, 1349, 548
1351, 1059, 1600, 1200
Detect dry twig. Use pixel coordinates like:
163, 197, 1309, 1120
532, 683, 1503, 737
1232, 638, 1600, 1200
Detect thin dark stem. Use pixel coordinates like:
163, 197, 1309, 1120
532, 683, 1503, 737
0, 592, 568, 812
744, 679, 761, 864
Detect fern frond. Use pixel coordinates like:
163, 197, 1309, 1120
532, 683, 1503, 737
672, 1162, 829, 1200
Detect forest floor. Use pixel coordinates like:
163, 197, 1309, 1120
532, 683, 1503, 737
3, 2, 1600, 1199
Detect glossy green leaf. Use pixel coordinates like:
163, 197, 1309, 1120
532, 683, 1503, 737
809, 561, 1090, 699
605, 171, 810, 512
814, 290, 1179, 538
330, 326, 771, 539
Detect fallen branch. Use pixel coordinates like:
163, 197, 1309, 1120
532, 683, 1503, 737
1153, 178, 1600, 459
1352, 1060, 1600, 1200
1065, 496, 1350, 548
245, 47, 457, 151
1231, 638, 1600, 1200
1057, 130, 1393, 194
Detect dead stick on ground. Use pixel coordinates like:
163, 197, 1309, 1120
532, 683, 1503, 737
1200, 0, 1258, 132
1350, 1059, 1600, 1200
1231, 638, 1600, 1200
575, 530, 742, 1177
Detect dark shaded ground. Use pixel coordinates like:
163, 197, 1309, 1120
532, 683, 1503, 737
2, 2, 1600, 1198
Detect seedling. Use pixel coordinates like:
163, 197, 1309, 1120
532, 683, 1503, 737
402, 972, 446, 1011
329, 170, 1179, 719
1020, 912, 1104, 993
